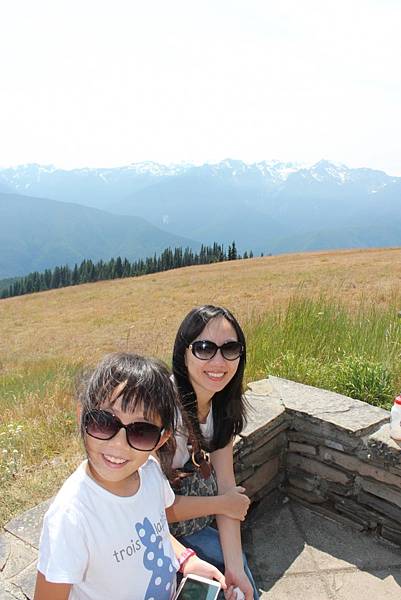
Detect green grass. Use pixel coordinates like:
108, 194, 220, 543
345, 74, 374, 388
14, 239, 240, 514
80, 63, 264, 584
245, 294, 401, 409
0, 360, 83, 525
0, 360, 79, 410
0, 363, 81, 456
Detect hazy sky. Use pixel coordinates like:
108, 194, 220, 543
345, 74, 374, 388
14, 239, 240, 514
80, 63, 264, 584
1, 0, 400, 174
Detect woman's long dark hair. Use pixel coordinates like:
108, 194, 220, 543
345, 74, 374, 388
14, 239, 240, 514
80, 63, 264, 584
172, 305, 247, 451
76, 352, 178, 477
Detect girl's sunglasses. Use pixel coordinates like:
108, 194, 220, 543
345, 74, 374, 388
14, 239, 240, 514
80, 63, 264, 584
188, 340, 243, 361
84, 410, 165, 451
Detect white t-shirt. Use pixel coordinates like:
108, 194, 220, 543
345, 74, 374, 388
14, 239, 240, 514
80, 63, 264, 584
172, 407, 214, 469
38, 456, 178, 600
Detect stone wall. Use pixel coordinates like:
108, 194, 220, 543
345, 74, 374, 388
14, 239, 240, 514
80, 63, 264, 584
234, 376, 401, 547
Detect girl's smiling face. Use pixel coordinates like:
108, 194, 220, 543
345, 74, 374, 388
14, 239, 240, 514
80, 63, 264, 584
84, 397, 166, 496
185, 316, 240, 405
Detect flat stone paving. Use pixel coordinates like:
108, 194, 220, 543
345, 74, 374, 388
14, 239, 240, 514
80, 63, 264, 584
2, 496, 401, 599
245, 496, 401, 599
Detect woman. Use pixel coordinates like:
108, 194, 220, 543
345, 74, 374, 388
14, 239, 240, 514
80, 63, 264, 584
166, 305, 259, 600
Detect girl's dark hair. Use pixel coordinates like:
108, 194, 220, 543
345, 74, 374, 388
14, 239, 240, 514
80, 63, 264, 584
77, 352, 178, 476
172, 305, 247, 451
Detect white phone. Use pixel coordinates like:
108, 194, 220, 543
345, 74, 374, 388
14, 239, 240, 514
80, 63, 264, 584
174, 574, 221, 600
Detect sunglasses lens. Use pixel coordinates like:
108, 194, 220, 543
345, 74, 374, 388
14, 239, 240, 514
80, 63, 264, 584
85, 411, 117, 439
127, 422, 162, 450
221, 341, 243, 360
191, 340, 243, 361
191, 340, 217, 360
85, 411, 162, 450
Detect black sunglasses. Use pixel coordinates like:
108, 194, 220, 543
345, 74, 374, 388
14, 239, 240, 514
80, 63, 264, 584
84, 410, 165, 451
189, 340, 243, 361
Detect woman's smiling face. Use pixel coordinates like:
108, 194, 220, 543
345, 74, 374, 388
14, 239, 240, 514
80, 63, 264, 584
185, 316, 240, 403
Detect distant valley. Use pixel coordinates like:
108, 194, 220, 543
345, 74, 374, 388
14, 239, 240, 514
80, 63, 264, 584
0, 193, 197, 278
1, 159, 400, 278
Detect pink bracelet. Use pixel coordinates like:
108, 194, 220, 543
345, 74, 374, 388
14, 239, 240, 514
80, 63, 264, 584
178, 548, 197, 572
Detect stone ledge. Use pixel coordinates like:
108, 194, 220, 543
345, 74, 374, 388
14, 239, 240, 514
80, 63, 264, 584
0, 534, 10, 571
9, 561, 37, 600
241, 376, 401, 549
268, 376, 389, 436
240, 389, 286, 439
4, 500, 51, 550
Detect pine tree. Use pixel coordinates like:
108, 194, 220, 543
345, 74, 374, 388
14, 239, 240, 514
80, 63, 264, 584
122, 258, 131, 278
114, 256, 123, 278
51, 266, 61, 289
71, 264, 79, 285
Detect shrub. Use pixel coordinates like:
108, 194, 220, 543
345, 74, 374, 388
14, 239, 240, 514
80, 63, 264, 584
333, 354, 393, 409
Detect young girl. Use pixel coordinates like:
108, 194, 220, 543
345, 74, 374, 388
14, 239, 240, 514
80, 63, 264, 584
166, 306, 259, 600
34, 352, 226, 600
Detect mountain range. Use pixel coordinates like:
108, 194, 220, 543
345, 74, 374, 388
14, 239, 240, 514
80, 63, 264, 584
1, 159, 400, 279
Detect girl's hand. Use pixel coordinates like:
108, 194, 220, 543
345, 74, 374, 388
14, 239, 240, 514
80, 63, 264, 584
224, 567, 253, 600
220, 486, 250, 521
182, 555, 226, 590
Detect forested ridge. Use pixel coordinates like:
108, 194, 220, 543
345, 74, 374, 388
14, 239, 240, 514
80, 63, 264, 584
1, 241, 254, 299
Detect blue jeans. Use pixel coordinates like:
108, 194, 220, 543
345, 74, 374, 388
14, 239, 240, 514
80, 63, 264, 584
178, 526, 260, 599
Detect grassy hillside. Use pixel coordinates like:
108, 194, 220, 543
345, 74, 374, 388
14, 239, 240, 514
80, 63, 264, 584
1, 247, 401, 526
3, 247, 401, 372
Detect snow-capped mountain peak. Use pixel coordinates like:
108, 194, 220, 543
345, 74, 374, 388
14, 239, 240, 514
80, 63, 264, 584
0, 159, 397, 202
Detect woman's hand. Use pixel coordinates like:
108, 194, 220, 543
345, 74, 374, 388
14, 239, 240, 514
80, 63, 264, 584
219, 486, 250, 520
182, 555, 226, 591
223, 567, 253, 600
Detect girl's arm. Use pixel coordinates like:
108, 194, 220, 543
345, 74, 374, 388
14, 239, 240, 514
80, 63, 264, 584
170, 535, 226, 589
166, 485, 250, 522
34, 571, 71, 600
211, 440, 254, 600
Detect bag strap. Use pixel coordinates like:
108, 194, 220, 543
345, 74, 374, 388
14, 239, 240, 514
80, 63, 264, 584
188, 430, 212, 479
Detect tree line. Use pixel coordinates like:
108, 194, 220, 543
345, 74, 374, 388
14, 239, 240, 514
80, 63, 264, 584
1, 242, 254, 299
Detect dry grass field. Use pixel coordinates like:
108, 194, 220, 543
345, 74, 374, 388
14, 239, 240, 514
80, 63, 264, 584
1, 247, 401, 526
2, 247, 401, 373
